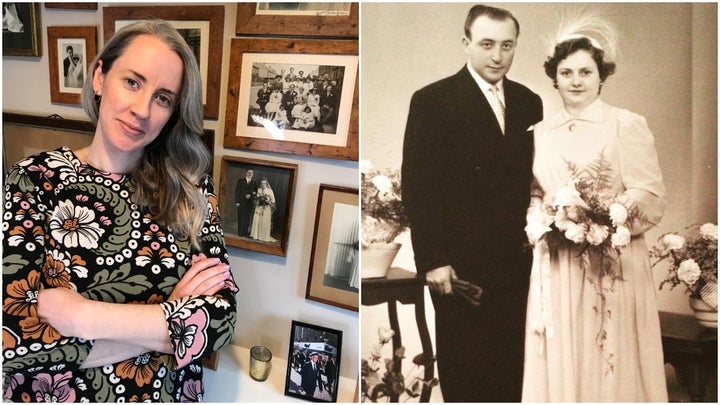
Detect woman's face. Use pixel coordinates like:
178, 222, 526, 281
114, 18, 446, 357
93, 34, 183, 156
556, 49, 601, 113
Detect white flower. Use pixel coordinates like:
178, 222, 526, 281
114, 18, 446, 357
700, 223, 718, 241
525, 209, 552, 244
564, 222, 587, 244
49, 199, 105, 249
609, 203, 628, 226
662, 233, 686, 250
371, 175, 393, 194
553, 185, 588, 209
677, 259, 702, 286
378, 327, 395, 344
611, 225, 631, 248
586, 223, 609, 246
360, 159, 375, 175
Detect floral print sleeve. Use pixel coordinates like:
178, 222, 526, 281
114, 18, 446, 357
159, 175, 239, 369
2, 148, 238, 402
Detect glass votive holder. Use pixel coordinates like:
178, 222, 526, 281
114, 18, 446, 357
249, 345, 272, 382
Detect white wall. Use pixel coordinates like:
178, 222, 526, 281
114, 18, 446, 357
360, 3, 716, 399
1, 2, 359, 381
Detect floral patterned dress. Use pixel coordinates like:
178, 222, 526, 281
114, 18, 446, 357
522, 100, 668, 401
2, 147, 238, 402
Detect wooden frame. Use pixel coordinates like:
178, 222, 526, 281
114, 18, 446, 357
224, 38, 358, 161
45, 3, 98, 10
285, 320, 343, 402
102, 5, 224, 119
47, 26, 97, 105
2, 3, 42, 57
2, 112, 214, 177
218, 155, 297, 257
305, 184, 359, 312
235, 2, 358, 38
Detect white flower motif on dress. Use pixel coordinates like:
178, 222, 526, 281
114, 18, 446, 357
49, 199, 105, 249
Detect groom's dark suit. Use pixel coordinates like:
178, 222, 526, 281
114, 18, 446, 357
402, 66, 542, 402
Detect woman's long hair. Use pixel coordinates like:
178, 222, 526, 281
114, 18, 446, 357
81, 19, 210, 249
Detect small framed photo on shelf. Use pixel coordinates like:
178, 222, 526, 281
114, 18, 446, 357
285, 320, 343, 402
235, 2, 358, 38
305, 184, 359, 312
218, 155, 297, 257
47, 26, 97, 105
223, 37, 358, 161
102, 5, 224, 119
2, 3, 42, 57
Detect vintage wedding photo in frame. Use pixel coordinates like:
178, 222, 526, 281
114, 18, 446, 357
218, 155, 297, 257
305, 184, 359, 311
224, 38, 358, 161
47, 26, 97, 104
102, 5, 224, 119
235, 2, 358, 38
285, 320, 343, 403
2, 2, 42, 56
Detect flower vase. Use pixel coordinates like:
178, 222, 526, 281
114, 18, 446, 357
688, 297, 718, 329
362, 242, 401, 278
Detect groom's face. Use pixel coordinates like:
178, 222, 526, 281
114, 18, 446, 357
463, 16, 517, 84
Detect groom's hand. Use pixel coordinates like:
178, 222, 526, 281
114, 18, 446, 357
426, 265, 457, 295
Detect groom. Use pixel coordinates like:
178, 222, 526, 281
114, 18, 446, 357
401, 4, 543, 402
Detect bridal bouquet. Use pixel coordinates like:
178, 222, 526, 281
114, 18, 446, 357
361, 160, 410, 244
652, 223, 718, 307
525, 154, 640, 274
361, 327, 437, 402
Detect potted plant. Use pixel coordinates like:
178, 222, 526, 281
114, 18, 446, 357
360, 160, 410, 278
651, 222, 718, 328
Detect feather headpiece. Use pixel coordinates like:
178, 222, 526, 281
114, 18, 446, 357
546, 6, 619, 63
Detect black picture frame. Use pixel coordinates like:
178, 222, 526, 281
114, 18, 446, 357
2, 3, 42, 57
218, 155, 298, 256
285, 320, 343, 402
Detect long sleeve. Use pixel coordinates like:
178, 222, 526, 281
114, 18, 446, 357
616, 111, 666, 234
158, 175, 238, 369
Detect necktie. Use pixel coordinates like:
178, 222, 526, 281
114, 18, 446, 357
489, 85, 506, 134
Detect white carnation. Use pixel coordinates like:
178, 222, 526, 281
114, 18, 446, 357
586, 223, 609, 246
371, 175, 393, 194
611, 225, 631, 248
700, 223, 718, 241
677, 259, 702, 287
609, 203, 628, 226
662, 233, 686, 250
564, 222, 587, 244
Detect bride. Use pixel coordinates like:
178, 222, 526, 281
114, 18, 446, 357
250, 178, 277, 242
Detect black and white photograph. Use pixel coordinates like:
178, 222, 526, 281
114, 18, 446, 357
255, 2, 351, 16
2, 2, 41, 56
218, 155, 297, 257
246, 62, 346, 135
360, 2, 716, 403
306, 184, 359, 312
285, 321, 343, 403
47, 26, 97, 105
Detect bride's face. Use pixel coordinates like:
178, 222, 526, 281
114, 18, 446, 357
556, 50, 601, 113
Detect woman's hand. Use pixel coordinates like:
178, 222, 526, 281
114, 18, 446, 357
168, 255, 231, 301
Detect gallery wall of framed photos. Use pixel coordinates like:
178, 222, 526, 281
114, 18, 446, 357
1, 3, 359, 401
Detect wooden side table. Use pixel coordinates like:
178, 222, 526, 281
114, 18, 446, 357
362, 267, 435, 402
659, 311, 718, 402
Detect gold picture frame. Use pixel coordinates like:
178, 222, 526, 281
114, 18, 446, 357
2, 3, 42, 57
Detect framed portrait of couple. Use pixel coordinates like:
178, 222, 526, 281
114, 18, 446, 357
218, 155, 298, 257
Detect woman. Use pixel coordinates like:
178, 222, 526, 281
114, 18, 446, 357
250, 178, 276, 242
522, 22, 668, 402
65, 54, 84, 88
2, 20, 238, 402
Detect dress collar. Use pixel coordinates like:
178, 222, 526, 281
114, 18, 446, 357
545, 98, 605, 130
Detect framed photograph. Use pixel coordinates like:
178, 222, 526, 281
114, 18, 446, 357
47, 26, 97, 105
224, 38, 358, 161
218, 155, 298, 257
103, 5, 224, 119
235, 2, 358, 38
305, 184, 359, 312
2, 3, 42, 57
285, 320, 343, 402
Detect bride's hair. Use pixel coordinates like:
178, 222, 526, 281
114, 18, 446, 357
544, 36, 617, 88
